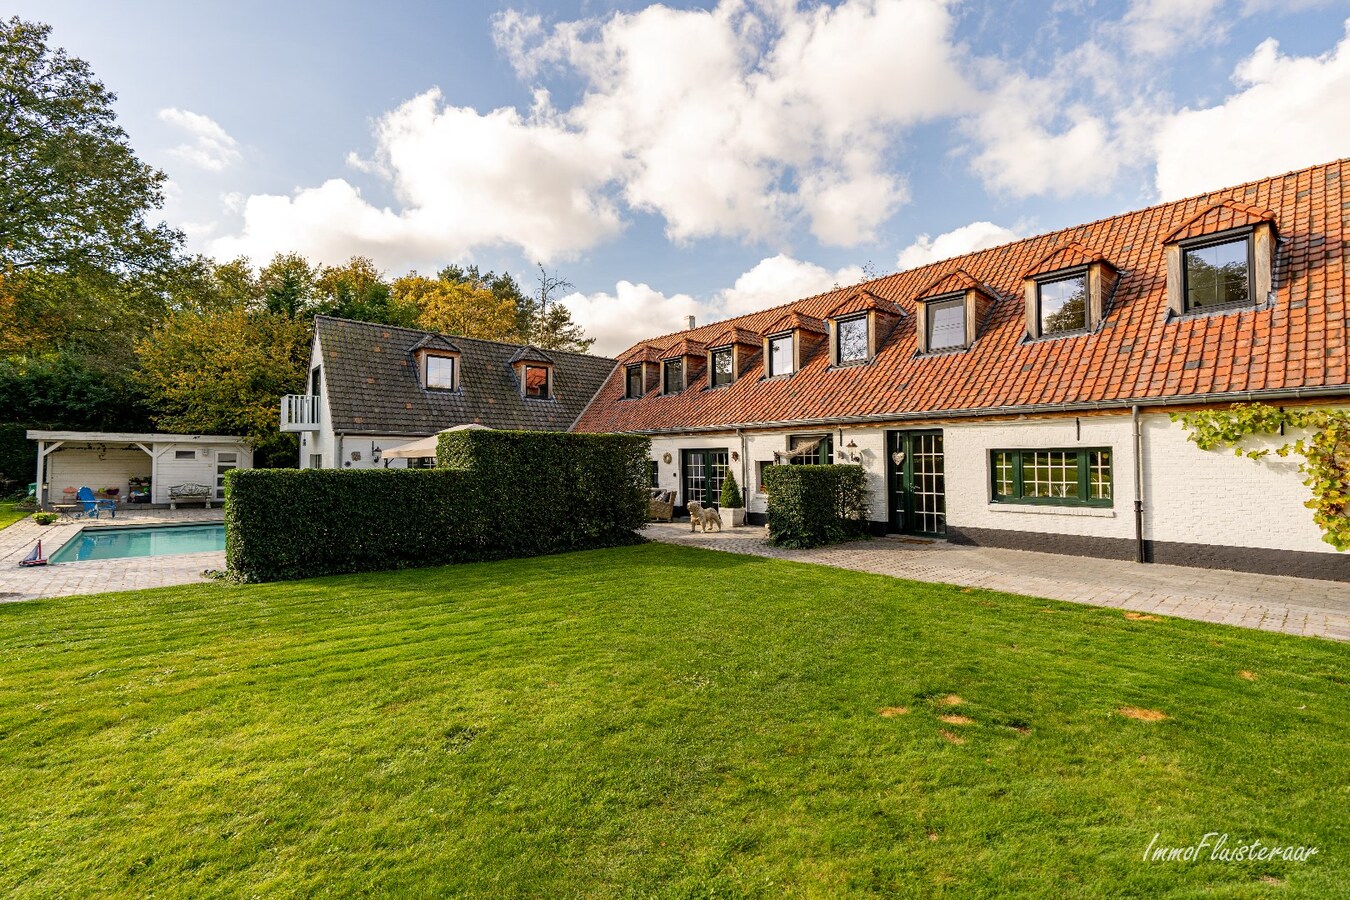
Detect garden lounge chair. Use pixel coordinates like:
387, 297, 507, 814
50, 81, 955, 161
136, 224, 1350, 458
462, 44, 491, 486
647, 489, 675, 522
76, 486, 117, 519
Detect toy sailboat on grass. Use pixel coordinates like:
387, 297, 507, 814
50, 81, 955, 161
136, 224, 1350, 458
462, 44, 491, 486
19, 541, 47, 567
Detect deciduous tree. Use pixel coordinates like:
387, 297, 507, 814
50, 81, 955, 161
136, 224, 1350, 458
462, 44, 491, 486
136, 309, 311, 467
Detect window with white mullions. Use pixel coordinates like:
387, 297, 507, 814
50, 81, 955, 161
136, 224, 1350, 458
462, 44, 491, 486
990, 448, 1113, 507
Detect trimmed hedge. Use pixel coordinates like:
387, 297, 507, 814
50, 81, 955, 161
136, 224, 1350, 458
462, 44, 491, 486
763, 464, 870, 549
226, 431, 650, 582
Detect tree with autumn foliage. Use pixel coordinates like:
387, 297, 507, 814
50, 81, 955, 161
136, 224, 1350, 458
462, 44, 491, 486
394, 273, 519, 341
135, 308, 311, 467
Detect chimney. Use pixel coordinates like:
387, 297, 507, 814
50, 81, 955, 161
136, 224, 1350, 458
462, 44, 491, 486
684, 315, 696, 330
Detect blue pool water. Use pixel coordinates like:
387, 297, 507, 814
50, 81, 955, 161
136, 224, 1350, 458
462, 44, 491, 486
49, 524, 226, 563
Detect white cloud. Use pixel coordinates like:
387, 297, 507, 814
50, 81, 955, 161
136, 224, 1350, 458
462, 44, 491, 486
1154, 23, 1350, 199
158, 108, 241, 172
717, 254, 864, 316
497, 0, 972, 246
1117, 0, 1228, 57
562, 253, 865, 355
896, 221, 1022, 270
208, 89, 623, 267
560, 281, 702, 357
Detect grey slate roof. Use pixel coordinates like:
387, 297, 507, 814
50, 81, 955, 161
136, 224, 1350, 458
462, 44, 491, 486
315, 316, 617, 435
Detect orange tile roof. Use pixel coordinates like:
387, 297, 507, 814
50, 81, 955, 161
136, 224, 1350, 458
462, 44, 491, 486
827, 288, 906, 318
764, 311, 827, 335
659, 338, 708, 359
1164, 199, 1278, 243
621, 344, 667, 364
1023, 241, 1110, 277
708, 325, 761, 348
917, 268, 985, 299
575, 158, 1350, 434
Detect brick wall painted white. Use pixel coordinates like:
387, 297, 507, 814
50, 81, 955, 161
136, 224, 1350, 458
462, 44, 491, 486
645, 408, 1339, 555
1142, 415, 1328, 553
943, 416, 1136, 539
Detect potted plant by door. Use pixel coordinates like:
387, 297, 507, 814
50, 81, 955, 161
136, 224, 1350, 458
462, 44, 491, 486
720, 470, 746, 527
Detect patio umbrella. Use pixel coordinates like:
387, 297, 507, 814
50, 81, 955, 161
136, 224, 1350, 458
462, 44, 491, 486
383, 424, 490, 459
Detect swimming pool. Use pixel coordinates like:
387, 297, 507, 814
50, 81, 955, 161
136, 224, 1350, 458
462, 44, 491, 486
49, 523, 226, 564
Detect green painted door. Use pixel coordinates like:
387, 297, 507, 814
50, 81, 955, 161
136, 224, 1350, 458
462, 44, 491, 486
886, 430, 946, 536
682, 449, 730, 508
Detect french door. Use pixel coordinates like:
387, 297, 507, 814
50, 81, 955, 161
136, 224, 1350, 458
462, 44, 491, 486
216, 452, 239, 500
886, 430, 946, 536
682, 448, 729, 508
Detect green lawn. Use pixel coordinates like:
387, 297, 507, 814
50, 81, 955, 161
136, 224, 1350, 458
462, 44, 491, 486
1, 544, 1345, 897
0, 499, 26, 530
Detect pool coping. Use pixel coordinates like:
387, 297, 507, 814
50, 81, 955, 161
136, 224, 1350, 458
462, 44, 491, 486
47, 521, 227, 566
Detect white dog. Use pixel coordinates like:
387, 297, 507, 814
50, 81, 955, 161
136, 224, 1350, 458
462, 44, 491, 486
686, 501, 722, 533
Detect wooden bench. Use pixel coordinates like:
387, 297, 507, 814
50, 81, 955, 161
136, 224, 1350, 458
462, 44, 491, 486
168, 482, 214, 510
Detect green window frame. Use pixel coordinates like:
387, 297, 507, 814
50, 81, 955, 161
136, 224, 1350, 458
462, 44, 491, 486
990, 448, 1113, 507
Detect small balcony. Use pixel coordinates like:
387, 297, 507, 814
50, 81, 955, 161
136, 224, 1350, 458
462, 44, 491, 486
280, 394, 321, 432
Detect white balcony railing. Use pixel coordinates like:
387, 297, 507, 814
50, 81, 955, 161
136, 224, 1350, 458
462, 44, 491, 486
280, 394, 321, 432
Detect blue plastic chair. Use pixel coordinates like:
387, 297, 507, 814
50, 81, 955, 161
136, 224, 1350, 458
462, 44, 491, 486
76, 486, 117, 519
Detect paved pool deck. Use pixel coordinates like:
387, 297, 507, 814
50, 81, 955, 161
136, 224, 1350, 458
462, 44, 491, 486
0, 508, 224, 604
644, 521, 1350, 642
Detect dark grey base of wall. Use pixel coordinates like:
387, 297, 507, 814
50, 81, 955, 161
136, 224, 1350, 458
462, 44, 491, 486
945, 526, 1349, 582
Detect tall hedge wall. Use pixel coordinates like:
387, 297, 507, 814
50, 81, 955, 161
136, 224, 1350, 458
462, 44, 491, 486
226, 430, 651, 582
763, 464, 870, 549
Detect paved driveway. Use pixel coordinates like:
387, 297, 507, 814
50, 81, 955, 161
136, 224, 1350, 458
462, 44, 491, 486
0, 509, 224, 604
644, 522, 1350, 642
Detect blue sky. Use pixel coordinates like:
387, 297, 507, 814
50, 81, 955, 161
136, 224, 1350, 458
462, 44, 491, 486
15, 0, 1350, 353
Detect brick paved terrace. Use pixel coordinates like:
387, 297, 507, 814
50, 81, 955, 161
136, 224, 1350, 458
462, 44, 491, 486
644, 521, 1350, 642
0, 508, 224, 604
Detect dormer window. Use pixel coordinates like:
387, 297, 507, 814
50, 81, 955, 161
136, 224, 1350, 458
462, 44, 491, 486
836, 316, 868, 364
1162, 201, 1276, 318
1183, 235, 1250, 309
625, 364, 644, 399
508, 344, 555, 400
710, 347, 734, 387
425, 354, 456, 390
925, 295, 966, 351
767, 333, 793, 376
663, 358, 684, 393
914, 270, 992, 355
410, 333, 462, 391
1037, 272, 1088, 335
1021, 246, 1116, 340
524, 365, 551, 399
762, 312, 826, 377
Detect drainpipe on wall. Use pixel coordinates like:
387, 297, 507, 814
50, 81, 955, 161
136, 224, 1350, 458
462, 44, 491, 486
1132, 405, 1146, 564
737, 428, 749, 503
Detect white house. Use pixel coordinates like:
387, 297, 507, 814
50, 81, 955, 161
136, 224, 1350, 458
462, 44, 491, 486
29, 431, 253, 508
280, 316, 616, 469
573, 158, 1350, 581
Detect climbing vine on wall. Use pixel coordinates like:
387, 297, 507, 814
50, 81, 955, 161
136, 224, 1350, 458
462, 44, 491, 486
1172, 403, 1350, 551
